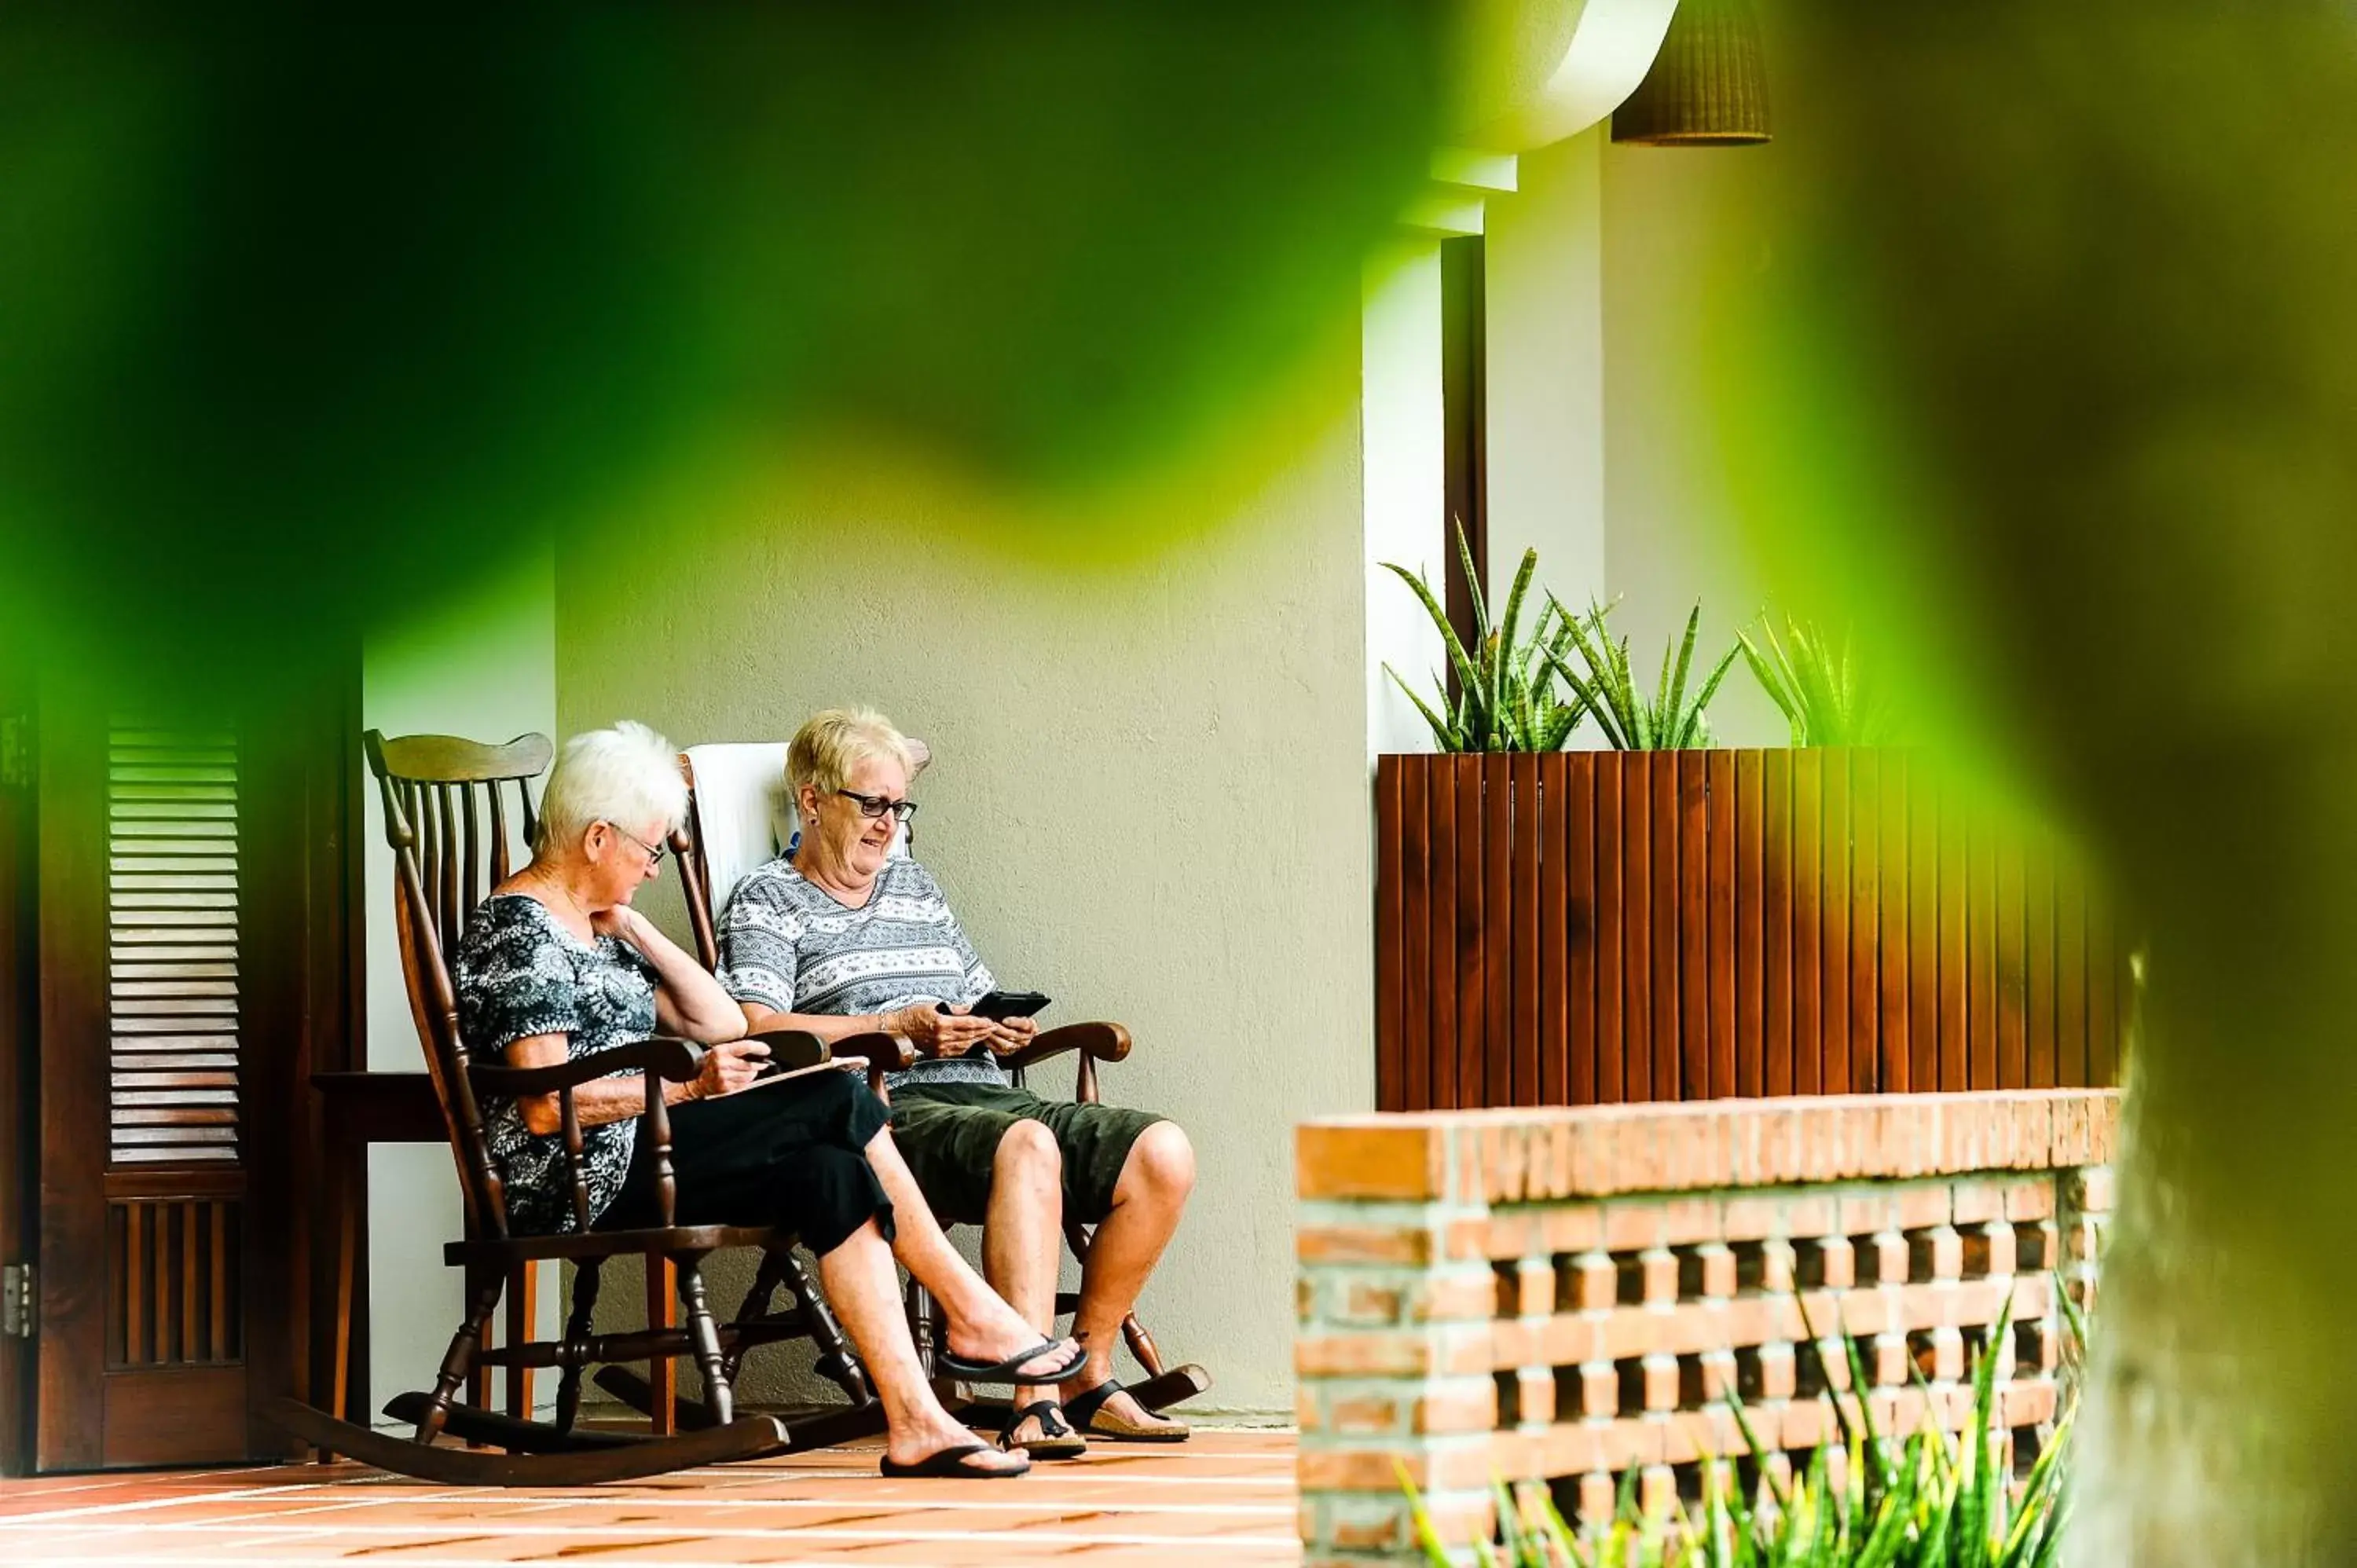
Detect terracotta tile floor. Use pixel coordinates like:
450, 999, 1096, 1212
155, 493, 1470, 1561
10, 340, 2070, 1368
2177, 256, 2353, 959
0, 1429, 1301, 1566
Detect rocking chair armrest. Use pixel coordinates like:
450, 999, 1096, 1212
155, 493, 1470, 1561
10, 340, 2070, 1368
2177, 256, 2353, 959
469, 1037, 708, 1097
1000, 1020, 1132, 1072
830, 1029, 918, 1072
745, 1026, 835, 1067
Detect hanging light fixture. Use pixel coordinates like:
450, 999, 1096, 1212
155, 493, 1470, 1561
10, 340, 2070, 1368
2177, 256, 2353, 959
1611, 0, 1771, 145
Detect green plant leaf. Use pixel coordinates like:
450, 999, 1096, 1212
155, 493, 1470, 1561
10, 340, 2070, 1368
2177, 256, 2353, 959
1381, 560, 1484, 716
1497, 547, 1538, 709
2053, 1270, 2088, 1364
1380, 530, 1586, 753
1453, 515, 1491, 647
1546, 594, 1648, 750
1662, 603, 1701, 736
1400, 1281, 2080, 1567
1395, 1460, 1457, 1566
1679, 643, 1741, 749
1545, 648, 1628, 750
1841, 1333, 1893, 1496
1386, 663, 1463, 750
1739, 628, 1805, 747
1738, 610, 1902, 748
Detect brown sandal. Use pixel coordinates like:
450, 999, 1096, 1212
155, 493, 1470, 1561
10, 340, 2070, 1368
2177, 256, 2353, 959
1062, 1379, 1190, 1443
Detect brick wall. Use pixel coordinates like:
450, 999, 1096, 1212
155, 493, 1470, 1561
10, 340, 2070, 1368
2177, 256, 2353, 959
1295, 1090, 2117, 1564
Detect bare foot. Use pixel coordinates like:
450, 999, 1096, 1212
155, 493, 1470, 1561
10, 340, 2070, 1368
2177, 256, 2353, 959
940, 1305, 1079, 1383
885, 1406, 1030, 1476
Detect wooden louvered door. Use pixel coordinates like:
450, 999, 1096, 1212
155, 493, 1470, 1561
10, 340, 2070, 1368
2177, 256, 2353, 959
34, 672, 351, 1471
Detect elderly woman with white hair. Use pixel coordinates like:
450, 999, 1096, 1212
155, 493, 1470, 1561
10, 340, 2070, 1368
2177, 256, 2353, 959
719, 709, 1197, 1460
449, 720, 1078, 1480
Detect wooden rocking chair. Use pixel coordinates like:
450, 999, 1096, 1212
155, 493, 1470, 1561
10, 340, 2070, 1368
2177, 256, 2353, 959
266, 731, 889, 1482
663, 742, 1211, 1431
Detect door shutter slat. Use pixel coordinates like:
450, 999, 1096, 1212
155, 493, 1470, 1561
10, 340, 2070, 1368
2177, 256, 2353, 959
114, 1034, 236, 1051
108, 726, 240, 1166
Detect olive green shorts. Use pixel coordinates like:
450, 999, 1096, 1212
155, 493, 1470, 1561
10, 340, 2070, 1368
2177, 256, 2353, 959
887, 1080, 1167, 1226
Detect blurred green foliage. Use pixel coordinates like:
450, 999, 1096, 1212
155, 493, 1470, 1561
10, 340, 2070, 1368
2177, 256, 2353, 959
0, 3, 1448, 686
1700, 2, 2357, 1550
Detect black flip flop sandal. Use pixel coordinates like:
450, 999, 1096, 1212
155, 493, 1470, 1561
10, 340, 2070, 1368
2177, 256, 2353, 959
879, 1442, 1030, 1478
933, 1335, 1086, 1383
998, 1400, 1087, 1461
1063, 1379, 1193, 1444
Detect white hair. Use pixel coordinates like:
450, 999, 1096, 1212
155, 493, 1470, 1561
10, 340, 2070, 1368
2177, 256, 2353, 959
787, 708, 918, 797
534, 720, 688, 857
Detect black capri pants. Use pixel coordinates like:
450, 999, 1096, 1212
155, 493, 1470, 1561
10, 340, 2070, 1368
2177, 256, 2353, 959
598, 1067, 895, 1254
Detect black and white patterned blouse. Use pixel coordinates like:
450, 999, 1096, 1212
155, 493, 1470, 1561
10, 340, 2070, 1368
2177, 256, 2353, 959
717, 857, 1003, 1091
453, 894, 661, 1234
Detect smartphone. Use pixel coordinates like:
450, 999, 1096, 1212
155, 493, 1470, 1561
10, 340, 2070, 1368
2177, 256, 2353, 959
937, 990, 1051, 1022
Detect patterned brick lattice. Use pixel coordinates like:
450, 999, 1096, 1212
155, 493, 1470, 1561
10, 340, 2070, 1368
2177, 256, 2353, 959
1295, 1091, 2117, 1565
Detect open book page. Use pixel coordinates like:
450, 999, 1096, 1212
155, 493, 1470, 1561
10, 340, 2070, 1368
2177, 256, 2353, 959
732, 1057, 864, 1094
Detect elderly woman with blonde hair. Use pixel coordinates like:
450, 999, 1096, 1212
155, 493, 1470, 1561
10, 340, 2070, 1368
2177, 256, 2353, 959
449, 720, 1078, 1480
718, 709, 1197, 1460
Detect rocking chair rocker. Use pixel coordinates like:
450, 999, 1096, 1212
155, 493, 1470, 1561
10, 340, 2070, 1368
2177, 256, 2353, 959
265, 731, 890, 1483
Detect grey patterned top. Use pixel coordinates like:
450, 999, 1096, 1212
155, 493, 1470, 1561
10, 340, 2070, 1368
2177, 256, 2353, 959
717, 857, 1006, 1090
453, 894, 660, 1234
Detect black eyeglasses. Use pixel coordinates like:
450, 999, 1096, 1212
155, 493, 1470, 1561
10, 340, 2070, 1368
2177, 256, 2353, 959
836, 789, 918, 825
605, 822, 669, 866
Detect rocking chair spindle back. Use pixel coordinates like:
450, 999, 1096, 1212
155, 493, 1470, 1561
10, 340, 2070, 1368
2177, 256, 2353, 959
364, 731, 552, 1240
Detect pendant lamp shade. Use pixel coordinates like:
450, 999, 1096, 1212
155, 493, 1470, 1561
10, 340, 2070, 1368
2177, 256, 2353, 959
1611, 0, 1770, 145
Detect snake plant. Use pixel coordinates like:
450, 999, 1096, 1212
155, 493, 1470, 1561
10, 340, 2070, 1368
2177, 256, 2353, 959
1381, 523, 1590, 753
1739, 612, 1901, 748
1544, 596, 1739, 751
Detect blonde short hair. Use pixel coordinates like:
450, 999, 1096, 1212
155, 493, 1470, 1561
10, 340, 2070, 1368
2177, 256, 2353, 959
787, 708, 918, 798
534, 720, 689, 857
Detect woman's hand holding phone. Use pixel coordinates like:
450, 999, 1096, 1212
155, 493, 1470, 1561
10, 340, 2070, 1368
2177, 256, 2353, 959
890, 1001, 1003, 1058
988, 1014, 1039, 1054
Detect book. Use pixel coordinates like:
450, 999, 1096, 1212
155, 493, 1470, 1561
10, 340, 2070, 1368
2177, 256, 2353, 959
731, 1057, 863, 1094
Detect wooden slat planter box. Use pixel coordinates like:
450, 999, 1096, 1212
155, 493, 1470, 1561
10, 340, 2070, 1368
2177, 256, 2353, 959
1372, 750, 2128, 1112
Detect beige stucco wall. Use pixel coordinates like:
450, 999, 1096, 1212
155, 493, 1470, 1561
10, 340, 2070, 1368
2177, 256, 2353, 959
1600, 140, 1782, 747
552, 340, 1374, 1418
1485, 126, 1610, 620
361, 540, 559, 1420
